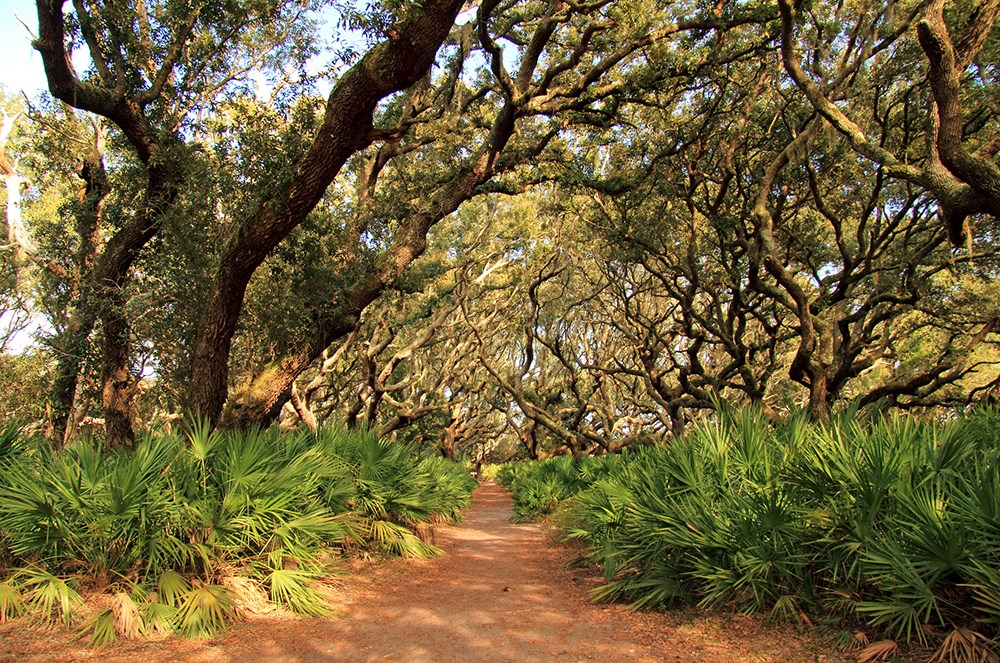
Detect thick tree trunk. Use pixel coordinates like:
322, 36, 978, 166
441, 406, 466, 460
99, 299, 137, 448
87, 165, 180, 448
917, 0, 1000, 223
220, 284, 375, 429
807, 373, 831, 422
441, 425, 458, 461
221, 355, 307, 430
523, 420, 539, 460
667, 403, 686, 437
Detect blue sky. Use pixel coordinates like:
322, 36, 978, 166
1, 0, 46, 96
0, 3, 489, 101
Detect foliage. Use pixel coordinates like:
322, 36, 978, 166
505, 407, 1000, 658
0, 421, 474, 641
497, 454, 624, 522
0, 352, 50, 423
5, 0, 999, 454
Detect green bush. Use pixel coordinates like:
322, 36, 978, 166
0, 421, 475, 641
500, 454, 624, 521
479, 463, 504, 482
505, 407, 1000, 658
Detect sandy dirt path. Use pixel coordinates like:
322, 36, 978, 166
272, 482, 656, 662
0, 483, 837, 662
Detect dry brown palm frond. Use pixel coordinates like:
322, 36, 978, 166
857, 639, 900, 662
220, 575, 274, 617
848, 631, 871, 650
929, 628, 999, 663
111, 592, 146, 640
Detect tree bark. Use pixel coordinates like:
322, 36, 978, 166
288, 382, 318, 434
917, 0, 1000, 227
442, 413, 460, 461
47, 307, 97, 443
99, 300, 136, 447
48, 145, 107, 445
221, 276, 383, 429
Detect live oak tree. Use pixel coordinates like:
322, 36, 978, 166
0, 92, 112, 437
28, 0, 466, 445
564, 0, 1000, 421
6, 0, 999, 445
213, 0, 769, 430
29, 0, 331, 445
271, 202, 531, 459
766, 0, 1000, 417
186, 0, 469, 426
452, 0, 1000, 438
778, 0, 1000, 249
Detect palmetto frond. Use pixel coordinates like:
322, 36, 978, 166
0, 421, 474, 641
505, 405, 1000, 651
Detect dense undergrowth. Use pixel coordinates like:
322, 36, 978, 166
497, 407, 1000, 662
0, 422, 476, 643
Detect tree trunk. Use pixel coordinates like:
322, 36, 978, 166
48, 148, 107, 445
47, 307, 98, 444
523, 420, 539, 460
441, 415, 459, 461
668, 403, 686, 437
807, 372, 831, 422
35, 1, 194, 446
221, 354, 304, 431
202, 0, 538, 431
99, 299, 137, 448
288, 381, 318, 433
2, 112, 32, 264
221, 294, 370, 429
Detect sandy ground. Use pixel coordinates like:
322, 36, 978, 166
0, 483, 846, 662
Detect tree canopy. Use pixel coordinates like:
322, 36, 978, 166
1, 0, 998, 455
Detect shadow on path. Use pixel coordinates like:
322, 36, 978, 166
0, 483, 836, 662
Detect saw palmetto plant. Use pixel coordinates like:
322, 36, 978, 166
506, 407, 1000, 660
0, 420, 475, 642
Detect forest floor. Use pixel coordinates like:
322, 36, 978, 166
1, 483, 850, 662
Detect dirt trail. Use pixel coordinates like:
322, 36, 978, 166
277, 482, 656, 662
0, 483, 836, 662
